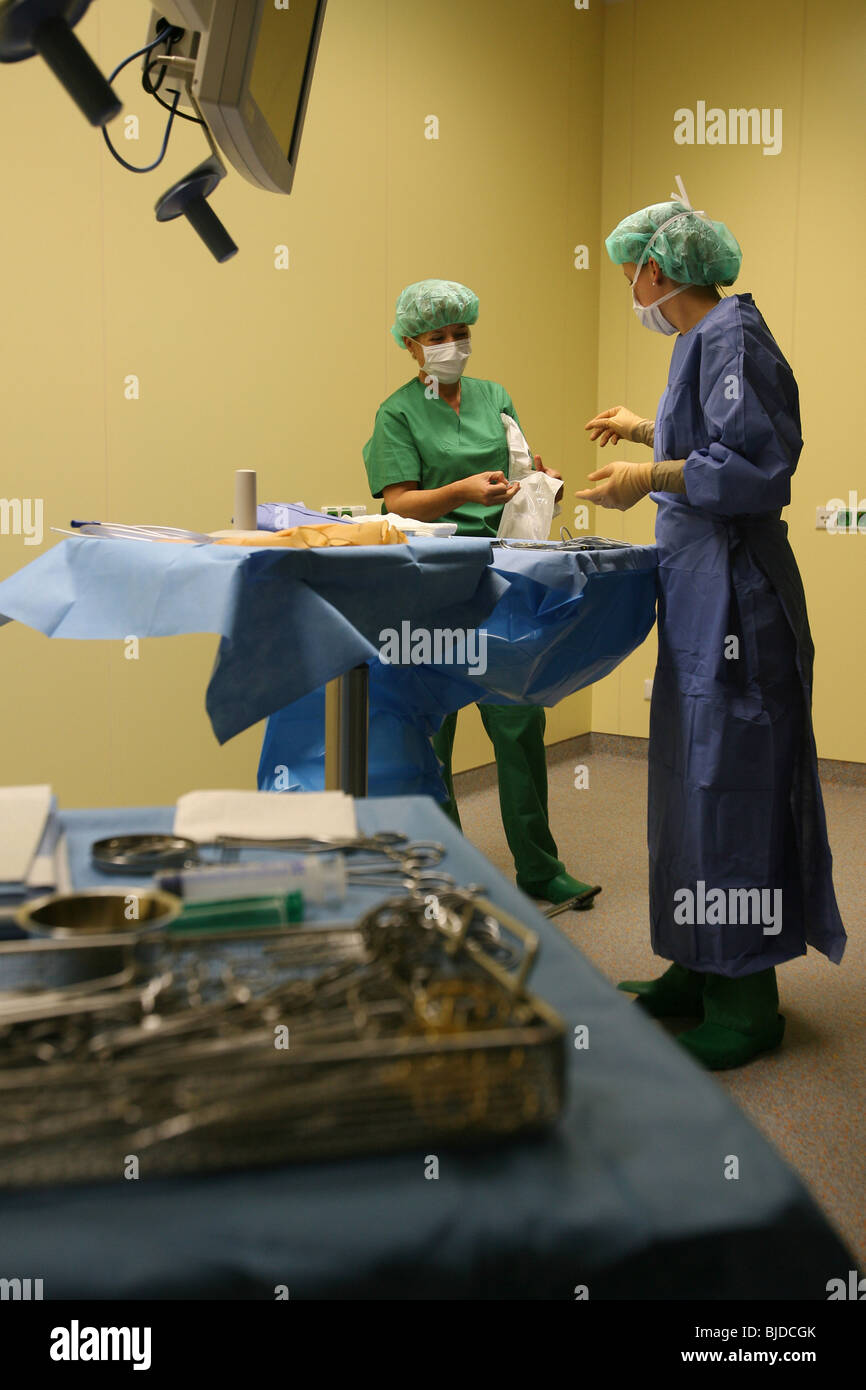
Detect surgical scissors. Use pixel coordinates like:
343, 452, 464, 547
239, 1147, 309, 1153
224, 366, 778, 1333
213, 831, 440, 860
218, 834, 455, 894
92, 831, 446, 875
493, 527, 631, 551
91, 830, 455, 897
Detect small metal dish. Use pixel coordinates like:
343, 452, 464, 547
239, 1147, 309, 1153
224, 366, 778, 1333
91, 834, 200, 874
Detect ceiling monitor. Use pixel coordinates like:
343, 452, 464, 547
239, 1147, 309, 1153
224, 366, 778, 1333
1, 1, 330, 257
157, 0, 328, 195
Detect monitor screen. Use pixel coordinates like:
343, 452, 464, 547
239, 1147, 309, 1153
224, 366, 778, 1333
248, 0, 320, 163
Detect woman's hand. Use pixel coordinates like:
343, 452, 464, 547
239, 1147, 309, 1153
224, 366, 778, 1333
585, 406, 648, 447
461, 470, 520, 506
533, 454, 564, 503
575, 460, 654, 511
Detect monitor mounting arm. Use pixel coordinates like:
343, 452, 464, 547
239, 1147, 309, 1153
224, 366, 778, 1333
151, 54, 237, 262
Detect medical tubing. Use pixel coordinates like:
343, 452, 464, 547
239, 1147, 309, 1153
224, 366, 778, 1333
102, 87, 180, 174
33, 16, 121, 127
106, 26, 177, 86
156, 855, 347, 906
101, 29, 185, 171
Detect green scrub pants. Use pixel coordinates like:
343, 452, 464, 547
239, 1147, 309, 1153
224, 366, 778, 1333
432, 703, 564, 885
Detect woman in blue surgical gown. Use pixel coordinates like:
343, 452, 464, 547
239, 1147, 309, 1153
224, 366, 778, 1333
579, 198, 845, 1069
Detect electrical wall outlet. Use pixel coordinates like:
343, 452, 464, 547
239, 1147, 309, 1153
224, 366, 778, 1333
644, 678, 653, 701
816, 506, 834, 530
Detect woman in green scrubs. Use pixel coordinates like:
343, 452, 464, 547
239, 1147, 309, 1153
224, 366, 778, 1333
363, 279, 600, 909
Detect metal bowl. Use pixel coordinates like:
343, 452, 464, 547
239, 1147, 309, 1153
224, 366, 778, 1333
16, 888, 181, 940
0, 937, 136, 1003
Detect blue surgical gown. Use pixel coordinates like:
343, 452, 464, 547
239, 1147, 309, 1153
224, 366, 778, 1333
649, 292, 845, 977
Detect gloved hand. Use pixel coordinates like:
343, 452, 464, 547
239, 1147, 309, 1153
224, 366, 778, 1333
575, 460, 654, 511
533, 453, 564, 502
585, 406, 654, 448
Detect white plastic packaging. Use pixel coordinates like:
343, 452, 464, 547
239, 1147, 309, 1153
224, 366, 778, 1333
496, 413, 562, 541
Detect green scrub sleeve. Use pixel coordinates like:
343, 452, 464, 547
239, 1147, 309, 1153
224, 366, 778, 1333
362, 405, 423, 499
500, 392, 521, 434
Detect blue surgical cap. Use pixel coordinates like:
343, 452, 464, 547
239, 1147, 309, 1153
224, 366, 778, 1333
605, 200, 742, 286
391, 279, 480, 347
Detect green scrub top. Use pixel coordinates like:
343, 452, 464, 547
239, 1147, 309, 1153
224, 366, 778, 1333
362, 376, 522, 537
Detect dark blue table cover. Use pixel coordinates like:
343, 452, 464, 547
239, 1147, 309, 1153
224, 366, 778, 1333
0, 798, 851, 1300
0, 537, 658, 746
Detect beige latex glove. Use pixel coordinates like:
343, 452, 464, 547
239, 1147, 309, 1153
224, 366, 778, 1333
651, 459, 687, 493
575, 460, 654, 511
585, 406, 655, 449
532, 453, 564, 504
214, 520, 407, 547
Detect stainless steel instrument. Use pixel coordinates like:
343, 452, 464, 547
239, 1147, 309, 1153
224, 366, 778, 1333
0, 887, 565, 1185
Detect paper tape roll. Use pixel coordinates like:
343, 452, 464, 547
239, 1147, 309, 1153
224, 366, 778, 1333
234, 470, 257, 530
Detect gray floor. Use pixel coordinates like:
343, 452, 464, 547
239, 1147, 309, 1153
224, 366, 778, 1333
452, 744, 866, 1272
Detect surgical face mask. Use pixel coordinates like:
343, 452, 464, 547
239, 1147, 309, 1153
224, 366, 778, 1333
412, 336, 472, 383
631, 272, 687, 335
630, 213, 691, 334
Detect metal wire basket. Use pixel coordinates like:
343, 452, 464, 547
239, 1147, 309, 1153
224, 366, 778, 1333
0, 889, 565, 1184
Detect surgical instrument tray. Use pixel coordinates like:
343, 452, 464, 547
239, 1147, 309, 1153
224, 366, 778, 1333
0, 888, 565, 1185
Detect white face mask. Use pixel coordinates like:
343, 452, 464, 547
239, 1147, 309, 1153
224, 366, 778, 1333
631, 274, 688, 335
412, 337, 472, 383
631, 214, 690, 334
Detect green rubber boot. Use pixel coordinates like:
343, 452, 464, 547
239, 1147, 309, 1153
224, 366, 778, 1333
677, 968, 785, 1070
617, 962, 705, 1018
516, 870, 602, 909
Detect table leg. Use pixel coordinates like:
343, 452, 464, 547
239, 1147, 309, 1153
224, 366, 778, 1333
324, 665, 369, 796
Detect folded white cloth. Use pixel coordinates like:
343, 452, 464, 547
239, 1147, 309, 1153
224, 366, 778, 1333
0, 785, 53, 886
27, 815, 70, 894
174, 790, 358, 842
344, 513, 457, 538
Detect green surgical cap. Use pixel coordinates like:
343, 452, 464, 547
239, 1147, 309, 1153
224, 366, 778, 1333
391, 279, 480, 347
605, 200, 742, 286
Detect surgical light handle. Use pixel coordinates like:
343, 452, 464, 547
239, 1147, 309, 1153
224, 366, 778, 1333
0, 2, 121, 126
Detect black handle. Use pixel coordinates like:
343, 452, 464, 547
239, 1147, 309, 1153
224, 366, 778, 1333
33, 15, 120, 126
155, 159, 239, 263
183, 195, 238, 264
